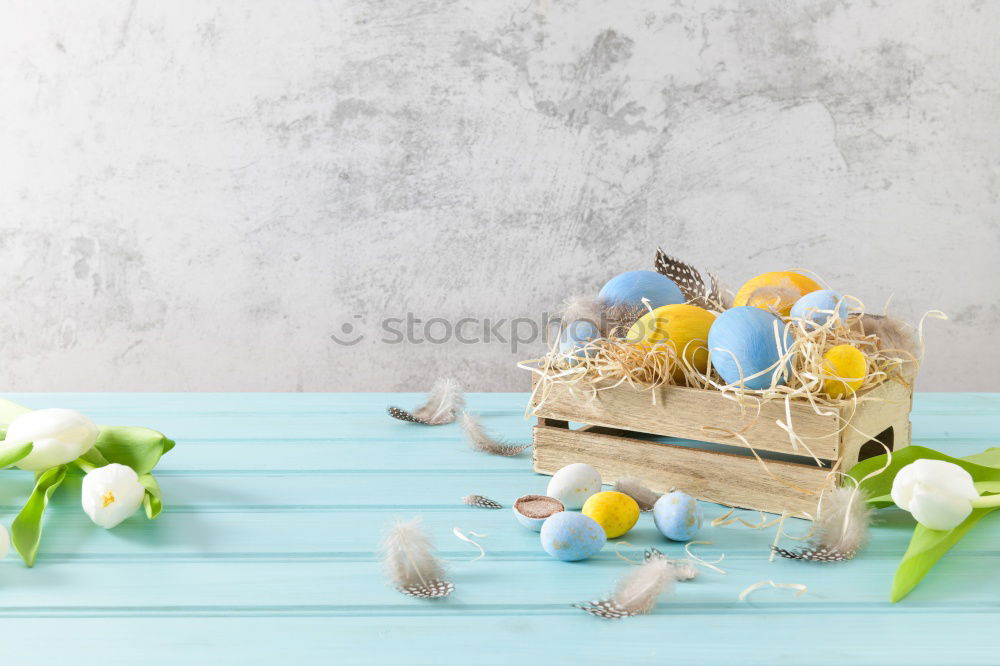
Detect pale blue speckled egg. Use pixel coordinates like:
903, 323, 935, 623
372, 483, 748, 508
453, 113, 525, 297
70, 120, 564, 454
653, 491, 703, 541
598, 270, 683, 310
708, 306, 793, 390
559, 320, 601, 360
540, 511, 607, 561
790, 289, 848, 328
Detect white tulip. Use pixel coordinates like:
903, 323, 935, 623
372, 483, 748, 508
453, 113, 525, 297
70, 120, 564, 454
0, 523, 9, 559
81, 464, 145, 529
891, 459, 983, 530
4, 408, 100, 471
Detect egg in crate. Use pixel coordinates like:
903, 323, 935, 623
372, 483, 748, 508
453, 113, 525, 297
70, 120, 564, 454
539, 511, 606, 561
822, 344, 867, 398
708, 306, 794, 389
598, 270, 684, 311
733, 271, 821, 316
626, 304, 716, 378
581, 491, 640, 538
558, 320, 601, 361
790, 289, 849, 328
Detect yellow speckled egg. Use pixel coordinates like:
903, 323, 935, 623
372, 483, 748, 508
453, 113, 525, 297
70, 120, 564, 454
823, 344, 867, 398
733, 271, 822, 316
626, 304, 716, 378
581, 491, 640, 539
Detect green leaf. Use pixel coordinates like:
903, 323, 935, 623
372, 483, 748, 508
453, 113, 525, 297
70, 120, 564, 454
892, 507, 999, 602
0, 441, 32, 468
848, 445, 1000, 503
73, 446, 110, 473
139, 473, 163, 519
959, 447, 1000, 467
11, 465, 68, 567
90, 426, 175, 475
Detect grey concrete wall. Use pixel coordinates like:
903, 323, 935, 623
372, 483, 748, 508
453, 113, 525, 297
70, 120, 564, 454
1, 0, 997, 392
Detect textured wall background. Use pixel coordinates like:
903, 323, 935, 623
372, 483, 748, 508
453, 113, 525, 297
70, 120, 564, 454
1, 0, 997, 391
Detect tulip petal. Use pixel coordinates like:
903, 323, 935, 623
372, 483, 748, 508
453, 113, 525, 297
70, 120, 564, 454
908, 485, 973, 531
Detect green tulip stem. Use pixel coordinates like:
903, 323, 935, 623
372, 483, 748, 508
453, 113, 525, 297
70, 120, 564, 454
970, 494, 1000, 509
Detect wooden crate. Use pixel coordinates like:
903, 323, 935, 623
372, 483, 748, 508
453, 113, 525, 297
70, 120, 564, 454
530, 376, 912, 514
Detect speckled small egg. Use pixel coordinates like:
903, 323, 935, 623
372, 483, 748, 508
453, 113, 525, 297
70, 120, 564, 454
790, 289, 848, 328
733, 271, 821, 316
512, 494, 565, 532
653, 491, 703, 541
539, 511, 606, 561
546, 462, 602, 510
822, 344, 867, 398
598, 270, 684, 310
582, 491, 640, 538
708, 306, 794, 389
559, 320, 601, 361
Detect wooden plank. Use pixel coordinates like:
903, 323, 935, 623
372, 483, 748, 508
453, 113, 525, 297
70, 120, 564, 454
530, 375, 842, 458
533, 425, 833, 514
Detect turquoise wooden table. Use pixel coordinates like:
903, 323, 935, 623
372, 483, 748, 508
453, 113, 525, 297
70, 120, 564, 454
1, 392, 997, 664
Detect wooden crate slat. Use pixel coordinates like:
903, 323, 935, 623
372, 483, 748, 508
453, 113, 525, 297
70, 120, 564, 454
530, 376, 841, 459
533, 425, 833, 515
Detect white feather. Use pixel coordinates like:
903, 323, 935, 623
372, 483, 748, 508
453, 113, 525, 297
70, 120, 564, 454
380, 518, 453, 597
460, 412, 529, 457
615, 557, 674, 614
773, 485, 872, 561
813, 486, 872, 555
388, 378, 464, 425
413, 378, 464, 424
560, 295, 605, 329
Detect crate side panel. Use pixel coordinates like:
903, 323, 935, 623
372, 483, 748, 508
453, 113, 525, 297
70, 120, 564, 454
530, 377, 840, 458
533, 425, 832, 515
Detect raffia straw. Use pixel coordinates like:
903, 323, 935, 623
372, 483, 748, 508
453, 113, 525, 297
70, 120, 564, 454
451, 528, 488, 562
684, 541, 727, 574
711, 508, 785, 529
739, 580, 807, 602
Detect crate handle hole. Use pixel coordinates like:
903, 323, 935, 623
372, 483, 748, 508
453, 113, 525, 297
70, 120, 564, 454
856, 426, 895, 463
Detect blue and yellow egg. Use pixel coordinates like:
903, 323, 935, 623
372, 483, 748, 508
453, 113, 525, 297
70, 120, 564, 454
652, 491, 702, 541
539, 511, 607, 561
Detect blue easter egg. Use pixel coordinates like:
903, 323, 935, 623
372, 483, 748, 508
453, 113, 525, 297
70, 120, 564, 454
559, 320, 601, 360
598, 270, 684, 310
539, 511, 606, 561
790, 289, 848, 328
652, 491, 703, 541
708, 306, 793, 389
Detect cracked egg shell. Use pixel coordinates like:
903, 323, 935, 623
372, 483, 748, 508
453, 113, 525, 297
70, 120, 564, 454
513, 494, 565, 532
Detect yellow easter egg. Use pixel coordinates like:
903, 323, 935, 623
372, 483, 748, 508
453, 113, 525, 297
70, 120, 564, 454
581, 491, 640, 539
733, 271, 822, 316
626, 304, 716, 378
822, 344, 867, 398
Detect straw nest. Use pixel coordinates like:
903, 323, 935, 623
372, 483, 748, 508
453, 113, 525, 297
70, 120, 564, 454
522, 293, 944, 419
